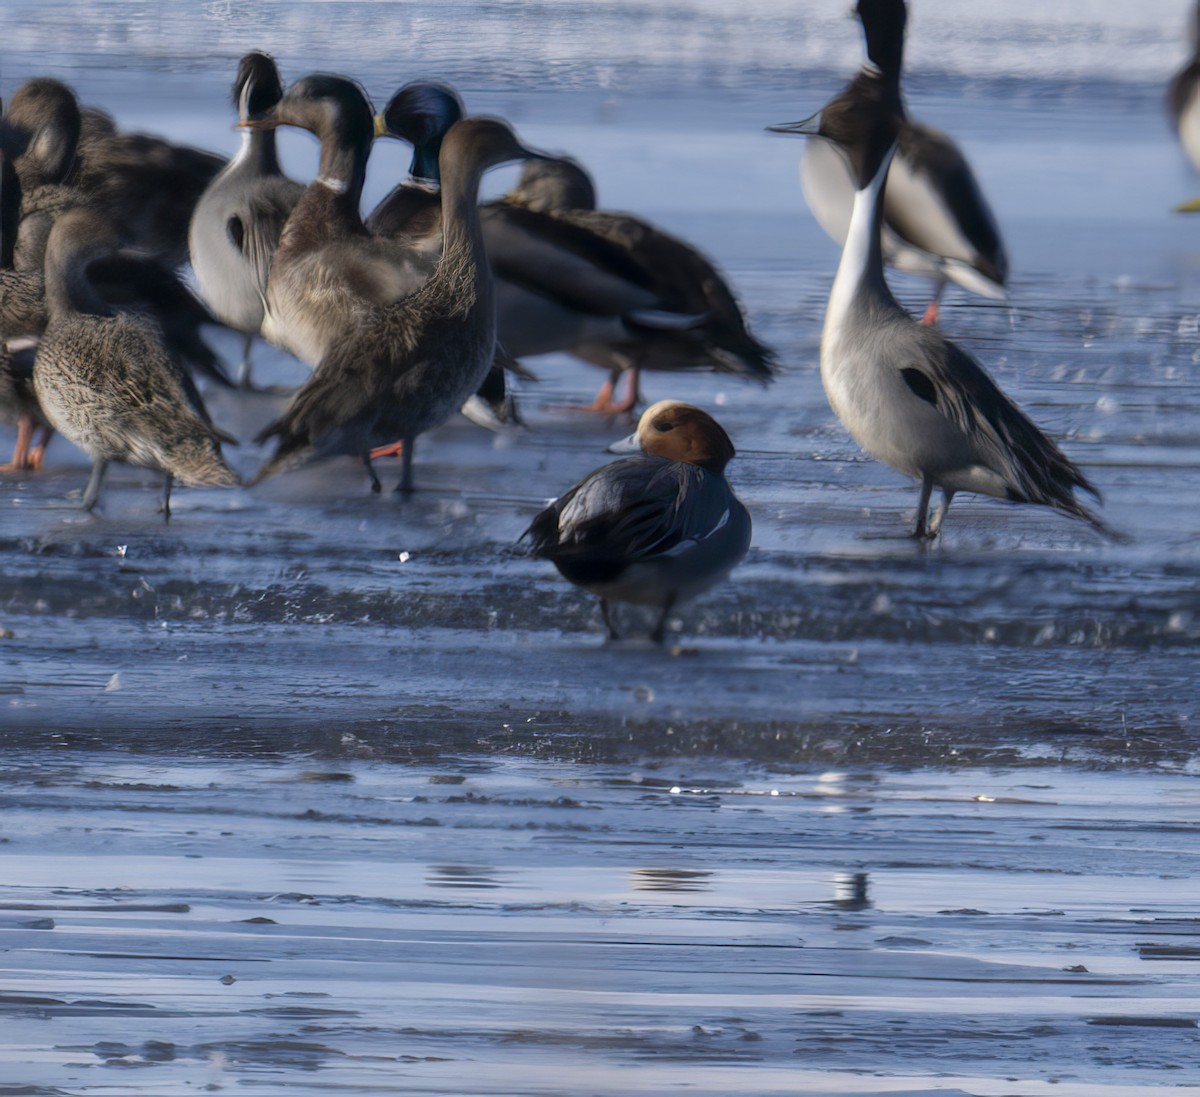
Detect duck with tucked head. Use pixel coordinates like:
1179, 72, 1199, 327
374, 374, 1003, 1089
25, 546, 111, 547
251, 75, 547, 493
816, 39, 1107, 540
525, 400, 751, 644
32, 208, 240, 520
189, 51, 305, 387
770, 0, 1007, 326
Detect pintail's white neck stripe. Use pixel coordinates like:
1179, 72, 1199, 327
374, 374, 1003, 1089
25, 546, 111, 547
826, 142, 896, 330
316, 175, 349, 194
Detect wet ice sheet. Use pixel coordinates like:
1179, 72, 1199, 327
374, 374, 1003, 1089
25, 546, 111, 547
0, 754, 1198, 1096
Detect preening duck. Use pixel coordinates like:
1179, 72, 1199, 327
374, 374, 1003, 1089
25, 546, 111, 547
2, 76, 224, 269
189, 51, 305, 386
252, 76, 546, 493
371, 86, 775, 415
32, 208, 239, 519
818, 65, 1106, 539
525, 400, 751, 643
770, 0, 1007, 325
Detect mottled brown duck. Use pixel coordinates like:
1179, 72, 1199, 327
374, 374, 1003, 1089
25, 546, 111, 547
33, 208, 239, 520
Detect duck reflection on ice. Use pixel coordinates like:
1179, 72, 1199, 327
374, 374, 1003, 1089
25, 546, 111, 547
631, 867, 714, 892
426, 863, 505, 889
831, 871, 871, 911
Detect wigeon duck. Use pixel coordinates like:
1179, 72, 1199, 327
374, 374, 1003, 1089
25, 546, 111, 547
770, 0, 1007, 326
189, 52, 305, 387
32, 208, 239, 520
250, 75, 546, 493
525, 400, 751, 643
370, 85, 776, 416
816, 58, 1107, 540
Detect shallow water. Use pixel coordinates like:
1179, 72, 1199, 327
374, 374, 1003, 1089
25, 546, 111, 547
2, 753, 1199, 1095
2, 3, 1200, 1093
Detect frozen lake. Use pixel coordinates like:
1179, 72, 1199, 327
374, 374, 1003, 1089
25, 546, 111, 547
2, 1, 1200, 1093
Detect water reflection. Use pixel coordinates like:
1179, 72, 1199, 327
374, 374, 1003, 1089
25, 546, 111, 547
426, 864, 505, 890
631, 867, 714, 892
831, 871, 871, 911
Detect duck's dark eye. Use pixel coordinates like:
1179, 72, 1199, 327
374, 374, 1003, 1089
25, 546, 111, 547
652, 419, 675, 433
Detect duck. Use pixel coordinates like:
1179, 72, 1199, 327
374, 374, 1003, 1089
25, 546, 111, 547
1169, 1, 1200, 209
525, 400, 750, 643
251, 75, 546, 494
32, 207, 239, 520
3, 77, 224, 270
769, 0, 1007, 326
189, 52, 305, 387
370, 84, 775, 415
816, 47, 1105, 540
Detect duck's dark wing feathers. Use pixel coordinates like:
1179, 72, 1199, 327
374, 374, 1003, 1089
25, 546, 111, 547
895, 121, 1008, 287
528, 456, 732, 565
910, 325, 1105, 527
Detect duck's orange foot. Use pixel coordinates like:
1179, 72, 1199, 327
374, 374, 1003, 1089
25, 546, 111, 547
369, 441, 405, 460
26, 445, 47, 471
919, 301, 940, 326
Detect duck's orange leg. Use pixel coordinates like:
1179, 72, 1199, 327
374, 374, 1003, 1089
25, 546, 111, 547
26, 425, 53, 470
369, 440, 404, 460
0, 416, 34, 472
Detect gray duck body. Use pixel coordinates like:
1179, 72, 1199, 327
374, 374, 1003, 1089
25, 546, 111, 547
821, 69, 1102, 538
189, 53, 306, 348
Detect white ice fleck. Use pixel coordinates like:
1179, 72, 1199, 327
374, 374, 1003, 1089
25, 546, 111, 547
670, 786, 682, 795
398, 551, 411, 563
104, 673, 122, 692
116, 545, 127, 558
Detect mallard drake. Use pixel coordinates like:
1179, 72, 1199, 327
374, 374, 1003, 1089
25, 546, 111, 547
370, 84, 775, 415
251, 75, 545, 493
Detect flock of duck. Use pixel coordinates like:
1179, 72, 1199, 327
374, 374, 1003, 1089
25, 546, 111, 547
2, 0, 1167, 642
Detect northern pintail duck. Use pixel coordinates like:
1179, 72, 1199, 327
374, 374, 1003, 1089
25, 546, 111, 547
32, 208, 239, 519
1170, 2, 1200, 209
252, 76, 545, 493
371, 86, 775, 415
3, 77, 224, 270
189, 52, 305, 386
771, 0, 1007, 325
526, 400, 750, 643
819, 65, 1105, 539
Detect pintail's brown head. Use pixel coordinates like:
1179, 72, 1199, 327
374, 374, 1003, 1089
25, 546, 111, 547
3, 78, 81, 186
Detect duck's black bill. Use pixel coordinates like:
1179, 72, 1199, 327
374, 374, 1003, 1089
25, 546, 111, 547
766, 112, 822, 137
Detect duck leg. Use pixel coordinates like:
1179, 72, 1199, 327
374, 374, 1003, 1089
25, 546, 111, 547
395, 436, 416, 495
911, 475, 935, 539
82, 459, 109, 512
606, 368, 643, 416
919, 281, 946, 326
600, 597, 620, 642
0, 415, 34, 472
26, 425, 54, 470
650, 592, 678, 645
362, 452, 382, 494
160, 473, 174, 523
368, 440, 405, 460
928, 489, 956, 539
